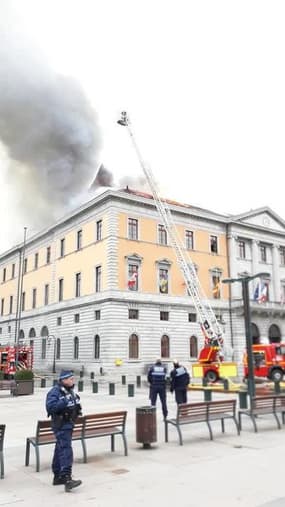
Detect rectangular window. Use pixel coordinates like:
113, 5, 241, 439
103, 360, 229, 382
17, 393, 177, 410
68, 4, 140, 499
238, 240, 246, 259
0, 298, 4, 316
128, 264, 138, 291
128, 218, 138, 240
158, 224, 167, 245
159, 268, 169, 294
260, 244, 267, 262
185, 230, 194, 250
280, 247, 285, 266
9, 295, 13, 314
188, 313, 197, 322
32, 288, 37, 309
129, 309, 139, 319
60, 238, 65, 257
22, 292, 25, 312
96, 220, 102, 241
95, 266, 102, 292
11, 263, 15, 279
75, 272, 81, 297
8, 325, 11, 333
160, 311, 169, 321
74, 313, 80, 323
95, 310, 101, 320
212, 274, 221, 299
2, 268, 6, 282
46, 246, 51, 264
210, 235, 218, 254
44, 284, 49, 306
34, 252, 39, 269
58, 278, 64, 302
23, 258, 28, 274
57, 316, 62, 326
77, 229, 82, 250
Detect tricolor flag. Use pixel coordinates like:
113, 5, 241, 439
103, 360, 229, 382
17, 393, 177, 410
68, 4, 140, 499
254, 282, 268, 303
128, 272, 138, 290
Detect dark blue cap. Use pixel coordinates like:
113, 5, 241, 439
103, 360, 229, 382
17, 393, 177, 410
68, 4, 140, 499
59, 370, 74, 380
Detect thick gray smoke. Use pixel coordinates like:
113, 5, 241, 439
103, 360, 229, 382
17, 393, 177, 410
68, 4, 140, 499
0, 10, 102, 236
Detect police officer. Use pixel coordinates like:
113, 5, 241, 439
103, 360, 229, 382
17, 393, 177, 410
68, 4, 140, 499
147, 359, 168, 419
46, 370, 82, 492
170, 360, 190, 405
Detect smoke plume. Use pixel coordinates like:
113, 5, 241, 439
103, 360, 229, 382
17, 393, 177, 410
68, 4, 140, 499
0, 7, 102, 243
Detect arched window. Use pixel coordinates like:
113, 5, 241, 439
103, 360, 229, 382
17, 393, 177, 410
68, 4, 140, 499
190, 335, 198, 358
40, 325, 49, 337
29, 328, 36, 338
56, 338, 61, 360
94, 335, 100, 359
74, 336, 79, 359
161, 334, 170, 358
251, 323, 260, 344
269, 324, 281, 343
41, 338, 46, 359
129, 334, 139, 359
18, 329, 25, 343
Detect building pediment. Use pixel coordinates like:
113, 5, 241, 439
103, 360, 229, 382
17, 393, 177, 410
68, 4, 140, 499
231, 207, 285, 232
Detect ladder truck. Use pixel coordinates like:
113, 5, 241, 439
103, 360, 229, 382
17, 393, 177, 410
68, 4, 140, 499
117, 111, 237, 382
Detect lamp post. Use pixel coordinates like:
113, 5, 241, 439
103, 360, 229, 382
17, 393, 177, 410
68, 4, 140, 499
222, 272, 270, 407
48, 335, 56, 374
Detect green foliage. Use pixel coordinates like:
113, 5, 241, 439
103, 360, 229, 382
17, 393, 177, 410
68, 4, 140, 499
14, 369, 34, 380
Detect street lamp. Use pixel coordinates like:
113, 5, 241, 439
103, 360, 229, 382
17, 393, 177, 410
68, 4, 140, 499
222, 272, 270, 407
47, 335, 56, 374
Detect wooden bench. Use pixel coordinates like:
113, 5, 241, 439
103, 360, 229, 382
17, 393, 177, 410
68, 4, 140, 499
25, 410, 128, 472
165, 400, 239, 445
0, 380, 16, 395
238, 395, 285, 432
0, 424, 5, 479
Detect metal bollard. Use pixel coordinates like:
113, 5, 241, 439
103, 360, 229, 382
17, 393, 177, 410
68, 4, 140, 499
92, 381, 98, 393
238, 391, 248, 409
40, 378, 46, 388
128, 384, 135, 397
78, 380, 84, 392
202, 377, 208, 387
109, 383, 115, 395
204, 389, 212, 402
274, 381, 281, 394
122, 375, 126, 385
223, 378, 229, 390
90, 372, 94, 380
79, 370, 84, 378
136, 376, 141, 388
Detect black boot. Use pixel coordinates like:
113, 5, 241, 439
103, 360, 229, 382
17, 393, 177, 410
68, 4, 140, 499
64, 476, 82, 492
53, 475, 66, 485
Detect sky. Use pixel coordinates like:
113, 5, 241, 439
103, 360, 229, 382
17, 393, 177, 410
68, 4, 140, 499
1, 0, 285, 250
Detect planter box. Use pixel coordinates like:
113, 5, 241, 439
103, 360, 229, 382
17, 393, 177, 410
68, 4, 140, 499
12, 380, 34, 396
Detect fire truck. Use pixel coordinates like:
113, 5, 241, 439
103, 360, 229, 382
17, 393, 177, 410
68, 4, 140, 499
244, 343, 285, 382
118, 112, 237, 382
0, 345, 33, 377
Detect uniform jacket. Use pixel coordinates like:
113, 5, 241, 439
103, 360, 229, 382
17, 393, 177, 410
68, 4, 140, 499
148, 364, 167, 388
46, 383, 82, 430
170, 366, 190, 391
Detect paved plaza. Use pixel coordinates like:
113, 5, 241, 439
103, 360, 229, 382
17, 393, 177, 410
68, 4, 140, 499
1, 381, 285, 507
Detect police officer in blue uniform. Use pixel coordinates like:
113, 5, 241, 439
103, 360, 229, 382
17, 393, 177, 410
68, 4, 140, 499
147, 359, 168, 419
170, 360, 190, 405
46, 370, 82, 492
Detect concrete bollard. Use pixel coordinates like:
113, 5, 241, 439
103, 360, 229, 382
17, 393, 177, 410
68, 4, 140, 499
92, 381, 98, 393
122, 375, 126, 385
40, 378, 46, 388
136, 376, 141, 388
78, 380, 84, 392
128, 384, 135, 397
109, 383, 115, 395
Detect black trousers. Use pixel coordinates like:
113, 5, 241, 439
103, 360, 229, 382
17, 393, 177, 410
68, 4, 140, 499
150, 386, 168, 418
175, 388, 187, 405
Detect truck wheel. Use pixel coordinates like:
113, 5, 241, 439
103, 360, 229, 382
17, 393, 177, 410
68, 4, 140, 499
205, 370, 218, 383
270, 369, 283, 382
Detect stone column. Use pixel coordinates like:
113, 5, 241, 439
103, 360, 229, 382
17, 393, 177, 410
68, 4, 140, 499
251, 240, 259, 274
272, 244, 280, 302
227, 234, 239, 298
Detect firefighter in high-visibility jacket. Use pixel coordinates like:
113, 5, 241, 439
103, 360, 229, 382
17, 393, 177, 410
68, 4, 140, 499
147, 359, 168, 419
46, 370, 82, 492
170, 360, 190, 405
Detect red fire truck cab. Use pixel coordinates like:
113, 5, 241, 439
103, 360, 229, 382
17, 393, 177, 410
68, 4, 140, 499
244, 343, 285, 382
0, 345, 33, 378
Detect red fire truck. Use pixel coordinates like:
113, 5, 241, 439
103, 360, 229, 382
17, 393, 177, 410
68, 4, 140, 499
244, 343, 285, 382
0, 345, 33, 377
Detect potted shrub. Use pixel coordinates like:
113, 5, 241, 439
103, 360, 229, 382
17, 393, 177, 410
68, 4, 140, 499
13, 369, 34, 396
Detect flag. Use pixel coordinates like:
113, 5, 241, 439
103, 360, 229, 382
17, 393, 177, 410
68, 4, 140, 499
128, 272, 137, 290
254, 282, 267, 303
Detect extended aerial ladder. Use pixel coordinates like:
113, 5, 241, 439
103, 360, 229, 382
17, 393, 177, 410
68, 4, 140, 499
117, 111, 224, 353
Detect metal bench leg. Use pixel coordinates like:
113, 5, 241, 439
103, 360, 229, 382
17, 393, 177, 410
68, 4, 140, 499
0, 451, 4, 479
233, 416, 240, 435
250, 415, 258, 433
81, 438, 87, 464
35, 445, 40, 472
274, 412, 281, 430
111, 434, 115, 452
221, 419, 225, 433
238, 413, 242, 431
164, 421, 168, 443
25, 439, 30, 466
177, 425, 183, 446
206, 421, 213, 440
121, 432, 128, 456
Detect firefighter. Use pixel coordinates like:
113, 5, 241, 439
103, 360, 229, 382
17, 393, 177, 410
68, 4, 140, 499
170, 360, 190, 405
147, 359, 168, 419
46, 370, 82, 492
